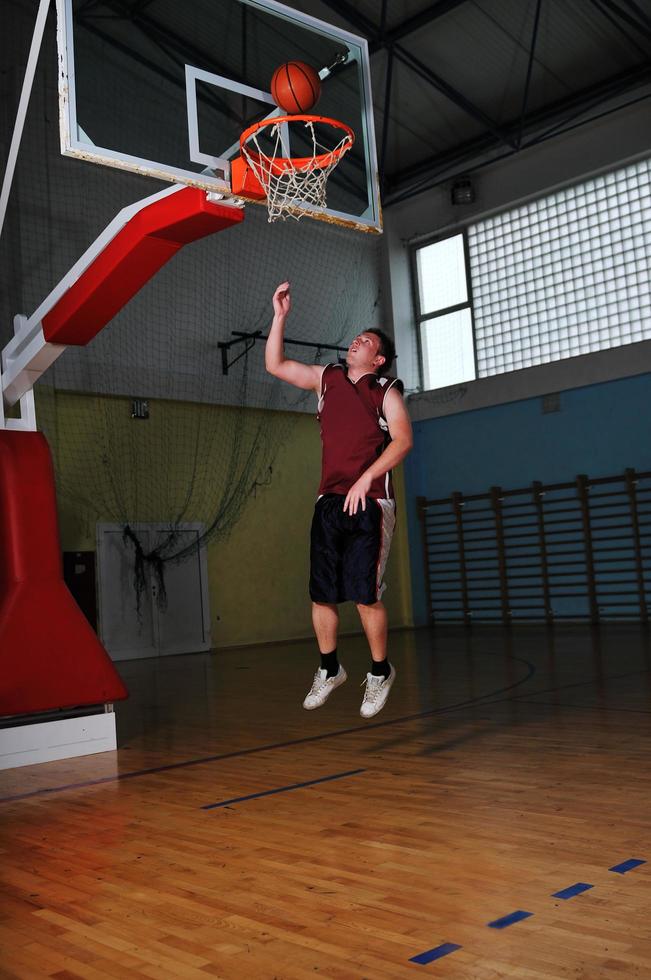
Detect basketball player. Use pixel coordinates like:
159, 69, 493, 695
266, 281, 413, 718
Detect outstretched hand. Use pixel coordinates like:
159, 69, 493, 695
273, 281, 291, 318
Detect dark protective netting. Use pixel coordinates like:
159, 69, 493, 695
1, 0, 384, 611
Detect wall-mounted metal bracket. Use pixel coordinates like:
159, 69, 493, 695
218, 330, 348, 375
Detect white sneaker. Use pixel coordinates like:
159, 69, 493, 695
303, 665, 347, 710
360, 665, 396, 719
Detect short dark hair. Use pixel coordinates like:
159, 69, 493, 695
366, 328, 396, 375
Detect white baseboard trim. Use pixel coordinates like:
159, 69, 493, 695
0, 710, 117, 770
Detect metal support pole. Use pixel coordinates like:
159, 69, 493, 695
0, 0, 51, 243
533, 480, 553, 625
417, 496, 434, 625
625, 467, 649, 624
490, 486, 510, 626
576, 474, 599, 625
452, 491, 471, 627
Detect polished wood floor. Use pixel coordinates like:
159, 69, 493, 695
2, 624, 651, 979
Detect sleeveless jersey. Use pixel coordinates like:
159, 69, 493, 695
316, 363, 404, 500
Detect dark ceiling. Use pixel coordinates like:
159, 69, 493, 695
298, 0, 651, 206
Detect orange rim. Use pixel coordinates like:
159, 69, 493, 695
239, 114, 355, 174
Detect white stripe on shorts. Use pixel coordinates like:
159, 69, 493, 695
375, 498, 396, 600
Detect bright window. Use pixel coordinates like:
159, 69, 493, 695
413, 158, 651, 392
420, 309, 475, 390
414, 232, 476, 389
468, 158, 651, 376
417, 235, 468, 313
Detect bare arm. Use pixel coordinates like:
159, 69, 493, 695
265, 282, 323, 392
343, 386, 413, 515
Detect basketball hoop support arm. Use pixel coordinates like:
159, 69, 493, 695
1, 186, 243, 429
218, 330, 348, 375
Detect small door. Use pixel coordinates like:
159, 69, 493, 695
156, 528, 210, 656
96, 523, 211, 661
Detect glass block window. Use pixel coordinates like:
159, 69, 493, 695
414, 233, 477, 389
468, 158, 651, 377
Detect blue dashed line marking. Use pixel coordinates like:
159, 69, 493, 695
487, 910, 533, 929
552, 882, 594, 900
609, 859, 646, 874
407, 857, 646, 962
409, 943, 462, 965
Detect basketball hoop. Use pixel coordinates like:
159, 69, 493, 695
231, 114, 354, 222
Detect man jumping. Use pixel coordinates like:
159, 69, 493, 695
265, 281, 413, 718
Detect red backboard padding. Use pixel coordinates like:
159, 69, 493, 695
0, 431, 128, 717
42, 188, 244, 346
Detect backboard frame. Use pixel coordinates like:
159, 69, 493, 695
55, 0, 382, 233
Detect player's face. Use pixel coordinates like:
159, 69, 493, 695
347, 332, 384, 372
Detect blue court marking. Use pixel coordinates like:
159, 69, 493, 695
488, 910, 533, 929
201, 768, 365, 809
409, 943, 462, 965
609, 859, 646, 874
552, 882, 594, 900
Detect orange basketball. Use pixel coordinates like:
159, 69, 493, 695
271, 61, 321, 114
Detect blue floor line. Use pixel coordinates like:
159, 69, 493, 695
552, 882, 594, 900
407, 854, 646, 962
409, 943, 462, 965
488, 910, 533, 929
201, 767, 366, 809
609, 858, 646, 874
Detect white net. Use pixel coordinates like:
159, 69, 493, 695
241, 119, 353, 223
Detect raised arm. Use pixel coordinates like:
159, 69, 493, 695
265, 282, 324, 392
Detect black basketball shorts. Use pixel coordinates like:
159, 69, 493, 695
309, 493, 396, 606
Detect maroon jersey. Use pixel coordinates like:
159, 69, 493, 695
317, 363, 404, 499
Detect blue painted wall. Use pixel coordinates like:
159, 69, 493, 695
405, 372, 651, 625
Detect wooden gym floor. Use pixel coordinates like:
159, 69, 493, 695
2, 623, 651, 979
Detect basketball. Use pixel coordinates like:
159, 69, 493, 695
271, 61, 321, 113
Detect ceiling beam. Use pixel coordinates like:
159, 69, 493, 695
589, 0, 650, 56
319, 0, 471, 49
315, 0, 376, 37
319, 0, 514, 149
517, 0, 544, 148
392, 47, 518, 149
385, 90, 650, 208
372, 0, 471, 49
383, 60, 651, 203
596, 0, 651, 42
379, 47, 394, 192
128, 0, 159, 14
624, 0, 651, 33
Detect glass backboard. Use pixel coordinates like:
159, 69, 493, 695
55, 0, 382, 232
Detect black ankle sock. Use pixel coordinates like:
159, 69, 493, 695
320, 650, 339, 678
371, 659, 390, 679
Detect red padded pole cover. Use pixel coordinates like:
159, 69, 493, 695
0, 431, 128, 717
42, 188, 244, 346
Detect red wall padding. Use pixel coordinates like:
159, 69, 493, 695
0, 431, 128, 717
42, 188, 244, 346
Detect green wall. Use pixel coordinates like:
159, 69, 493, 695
39, 389, 413, 650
